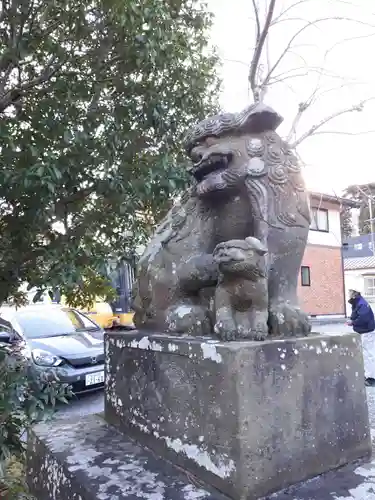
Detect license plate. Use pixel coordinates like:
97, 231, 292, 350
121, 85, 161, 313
85, 371, 104, 386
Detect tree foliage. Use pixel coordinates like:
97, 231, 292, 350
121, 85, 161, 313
0, 342, 71, 498
343, 183, 375, 236
340, 205, 353, 239
0, 0, 220, 305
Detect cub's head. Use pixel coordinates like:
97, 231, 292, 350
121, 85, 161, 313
213, 237, 267, 278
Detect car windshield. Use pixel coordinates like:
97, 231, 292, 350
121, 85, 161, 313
13, 308, 100, 339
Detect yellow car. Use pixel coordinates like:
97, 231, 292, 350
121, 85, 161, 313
80, 301, 116, 330
25, 289, 134, 331
111, 310, 135, 329
81, 302, 135, 330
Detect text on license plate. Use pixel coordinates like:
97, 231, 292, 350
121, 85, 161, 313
85, 371, 104, 386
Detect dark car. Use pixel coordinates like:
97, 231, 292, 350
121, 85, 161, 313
0, 305, 105, 394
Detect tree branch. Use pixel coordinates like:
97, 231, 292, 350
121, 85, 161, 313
269, 64, 361, 84
271, 0, 314, 25
285, 101, 310, 144
307, 129, 375, 137
0, 56, 66, 112
262, 17, 375, 90
248, 0, 277, 103
251, 0, 261, 44
290, 101, 368, 148
286, 84, 351, 144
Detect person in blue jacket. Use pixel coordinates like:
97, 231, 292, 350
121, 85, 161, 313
347, 289, 375, 334
347, 289, 375, 386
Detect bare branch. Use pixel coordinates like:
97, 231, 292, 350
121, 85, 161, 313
251, 0, 261, 44
262, 17, 375, 89
223, 58, 249, 67
284, 79, 366, 144
290, 100, 375, 148
269, 66, 362, 85
271, 0, 315, 25
256, 11, 375, 112
305, 130, 375, 137
305, 31, 375, 107
312, 82, 368, 110
248, 0, 277, 103
270, 51, 367, 80
286, 101, 311, 144
285, 66, 371, 144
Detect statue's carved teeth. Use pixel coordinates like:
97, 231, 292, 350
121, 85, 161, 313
191, 154, 231, 182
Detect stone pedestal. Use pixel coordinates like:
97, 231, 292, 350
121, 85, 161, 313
105, 331, 371, 500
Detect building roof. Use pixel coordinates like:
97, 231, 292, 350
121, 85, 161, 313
344, 256, 375, 270
346, 182, 375, 192
309, 191, 359, 208
342, 234, 374, 259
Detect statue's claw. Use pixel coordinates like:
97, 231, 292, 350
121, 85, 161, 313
214, 318, 238, 341
268, 301, 311, 337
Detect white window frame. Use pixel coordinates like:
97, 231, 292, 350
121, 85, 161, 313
301, 266, 311, 287
363, 276, 375, 299
310, 207, 329, 232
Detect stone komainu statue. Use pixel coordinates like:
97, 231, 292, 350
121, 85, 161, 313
213, 237, 268, 341
132, 103, 312, 340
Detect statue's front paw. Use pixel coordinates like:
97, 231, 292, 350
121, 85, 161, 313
237, 324, 268, 341
214, 319, 238, 341
268, 302, 311, 337
251, 329, 268, 341
166, 304, 212, 336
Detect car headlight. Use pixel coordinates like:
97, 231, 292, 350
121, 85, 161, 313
31, 349, 63, 367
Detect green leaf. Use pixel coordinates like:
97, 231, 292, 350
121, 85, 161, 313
63, 131, 72, 143
57, 396, 69, 405
0, 0, 220, 308
0, 347, 72, 475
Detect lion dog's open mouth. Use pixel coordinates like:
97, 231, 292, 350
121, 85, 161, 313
189, 152, 233, 183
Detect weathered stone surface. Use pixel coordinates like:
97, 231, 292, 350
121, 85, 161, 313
105, 330, 371, 500
27, 414, 229, 500
213, 237, 268, 341
132, 103, 312, 339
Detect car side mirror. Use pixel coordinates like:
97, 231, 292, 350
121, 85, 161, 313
0, 331, 11, 343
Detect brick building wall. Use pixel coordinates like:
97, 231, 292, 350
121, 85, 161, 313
297, 244, 345, 316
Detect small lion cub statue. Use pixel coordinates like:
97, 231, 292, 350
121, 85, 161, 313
213, 236, 268, 341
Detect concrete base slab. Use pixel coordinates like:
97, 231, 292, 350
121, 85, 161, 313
26, 414, 229, 500
26, 412, 375, 500
105, 331, 372, 500
269, 454, 375, 500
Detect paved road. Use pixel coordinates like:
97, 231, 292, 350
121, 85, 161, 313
56, 390, 104, 418
312, 322, 353, 335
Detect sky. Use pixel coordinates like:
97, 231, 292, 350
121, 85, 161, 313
207, 0, 375, 196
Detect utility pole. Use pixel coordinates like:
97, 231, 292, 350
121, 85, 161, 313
369, 197, 375, 257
